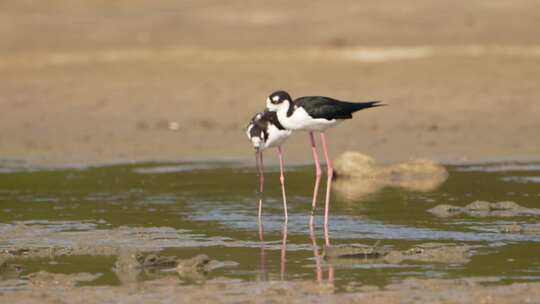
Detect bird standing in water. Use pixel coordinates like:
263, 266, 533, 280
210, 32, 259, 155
246, 110, 292, 221
265, 90, 383, 241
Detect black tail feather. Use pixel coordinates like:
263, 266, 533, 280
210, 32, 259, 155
350, 100, 385, 112
294, 96, 385, 120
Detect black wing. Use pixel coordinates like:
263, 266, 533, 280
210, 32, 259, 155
259, 110, 286, 130
293, 96, 382, 120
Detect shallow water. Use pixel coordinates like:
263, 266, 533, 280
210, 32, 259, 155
1, 161, 540, 291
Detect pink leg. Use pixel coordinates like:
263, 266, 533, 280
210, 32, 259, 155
277, 146, 288, 221
320, 132, 333, 246
258, 210, 264, 242
309, 132, 322, 226
280, 221, 287, 280
256, 150, 264, 220
259, 151, 264, 193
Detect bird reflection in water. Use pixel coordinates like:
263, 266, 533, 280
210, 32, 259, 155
257, 217, 288, 281
310, 217, 334, 285
257, 214, 268, 282
256, 215, 335, 286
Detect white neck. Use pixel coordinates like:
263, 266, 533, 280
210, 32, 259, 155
276, 101, 302, 130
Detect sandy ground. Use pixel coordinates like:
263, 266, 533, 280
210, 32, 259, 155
1, 1, 540, 166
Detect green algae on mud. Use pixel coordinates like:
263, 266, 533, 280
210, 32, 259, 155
1, 161, 540, 293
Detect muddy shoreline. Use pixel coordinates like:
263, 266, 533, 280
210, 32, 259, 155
1, 220, 539, 303
2, 273, 540, 304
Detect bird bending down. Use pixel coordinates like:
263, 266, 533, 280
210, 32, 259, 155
265, 90, 383, 242
246, 110, 292, 221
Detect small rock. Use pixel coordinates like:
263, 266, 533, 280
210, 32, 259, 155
176, 254, 213, 281
498, 224, 523, 233
429, 201, 540, 218
465, 201, 491, 211
386, 243, 470, 264
427, 204, 463, 217
323, 243, 470, 265
142, 254, 178, 268
176, 254, 211, 272
168, 121, 180, 131
498, 224, 540, 234
324, 244, 389, 259
490, 201, 522, 211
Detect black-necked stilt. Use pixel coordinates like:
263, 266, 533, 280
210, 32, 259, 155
246, 110, 292, 221
265, 90, 383, 233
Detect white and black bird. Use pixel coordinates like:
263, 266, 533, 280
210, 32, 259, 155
265, 90, 383, 232
246, 110, 292, 221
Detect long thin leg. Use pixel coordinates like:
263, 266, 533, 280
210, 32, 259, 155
309, 132, 322, 226
256, 150, 264, 220
277, 146, 288, 221
280, 221, 287, 280
259, 150, 264, 193
320, 132, 333, 246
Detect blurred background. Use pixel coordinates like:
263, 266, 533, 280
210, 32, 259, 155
1, 0, 539, 165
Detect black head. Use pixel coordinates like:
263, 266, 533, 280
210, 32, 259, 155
267, 90, 291, 104
246, 112, 268, 150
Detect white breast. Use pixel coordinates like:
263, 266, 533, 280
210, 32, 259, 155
277, 107, 341, 131
263, 124, 291, 149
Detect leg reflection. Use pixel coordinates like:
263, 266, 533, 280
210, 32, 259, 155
310, 219, 335, 286
327, 254, 335, 285
309, 218, 323, 284
257, 217, 268, 282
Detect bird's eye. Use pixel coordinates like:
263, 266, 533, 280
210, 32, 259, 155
271, 96, 281, 104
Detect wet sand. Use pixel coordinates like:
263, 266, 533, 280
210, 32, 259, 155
0, 227, 536, 304
1, 1, 540, 165
2, 273, 540, 304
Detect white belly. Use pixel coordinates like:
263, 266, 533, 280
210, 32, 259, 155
278, 107, 341, 131
262, 125, 291, 149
